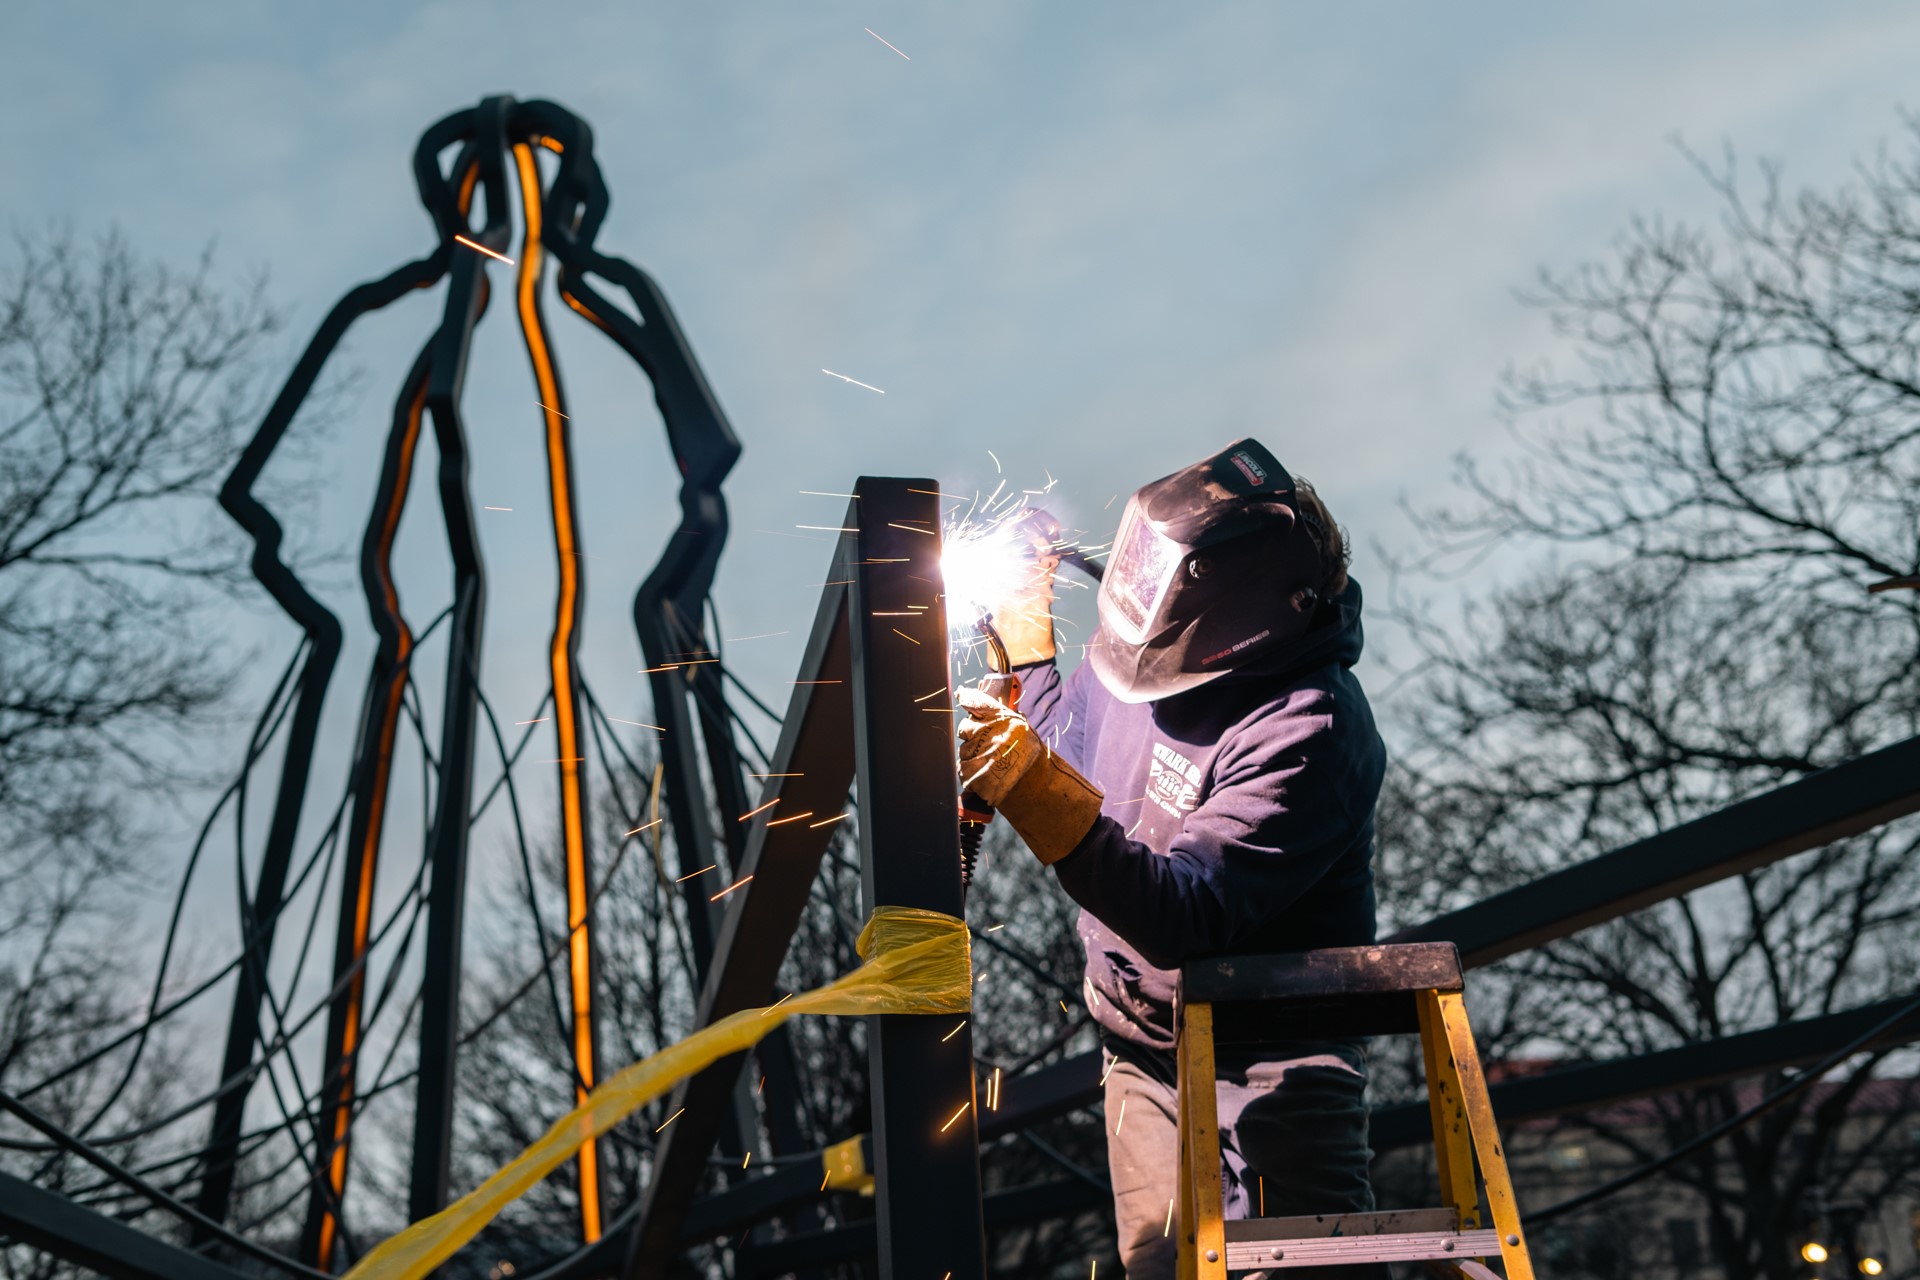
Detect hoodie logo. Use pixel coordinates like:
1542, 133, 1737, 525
1147, 742, 1203, 817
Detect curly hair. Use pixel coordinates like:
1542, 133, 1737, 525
1291, 477, 1350, 603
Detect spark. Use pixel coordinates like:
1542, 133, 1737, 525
711, 875, 754, 900
674, 864, 716, 882
1060, 1000, 1070, 1013
536, 402, 569, 419
941, 1020, 967, 1042
797, 525, 860, 532
643, 664, 681, 674
484, 506, 513, 511
808, 814, 848, 828
724, 630, 789, 643
751, 773, 803, 778
991, 1066, 1002, 1110
914, 688, 946, 702
887, 522, 936, 535
986, 924, 1004, 932
892, 628, 921, 645
799, 490, 859, 498
453, 234, 514, 265
1259, 1175, 1265, 1216
820, 1169, 831, 1191
939, 1101, 971, 1133
1104, 493, 1119, 510
821, 368, 886, 394
1113, 1098, 1127, 1134
739, 799, 780, 822
766, 811, 816, 826
515, 717, 550, 725
763, 992, 796, 1017
792, 679, 844, 685
654, 1107, 685, 1133
607, 718, 665, 730
987, 449, 1001, 473
864, 27, 911, 59
1091, 1264, 1098, 1280
757, 1076, 766, 1094
1100, 1055, 1117, 1085
743, 1151, 752, 1169
1164, 1197, 1175, 1236
625, 819, 664, 837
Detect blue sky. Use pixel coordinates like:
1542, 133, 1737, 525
6, 0, 1918, 1150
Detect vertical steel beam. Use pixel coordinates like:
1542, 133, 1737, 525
847, 477, 987, 1279
622, 574, 857, 1279
409, 94, 510, 1227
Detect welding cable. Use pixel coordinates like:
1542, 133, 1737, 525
0, 1088, 331, 1279
1525, 985, 1920, 1224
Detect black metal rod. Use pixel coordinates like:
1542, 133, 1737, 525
0, 1171, 259, 1280
847, 478, 987, 1279
409, 92, 511, 1227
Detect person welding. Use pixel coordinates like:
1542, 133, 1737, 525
957, 439, 1387, 1279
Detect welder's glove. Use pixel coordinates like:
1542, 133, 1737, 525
981, 511, 1061, 665
956, 687, 1103, 864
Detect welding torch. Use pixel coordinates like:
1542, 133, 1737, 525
958, 612, 1021, 889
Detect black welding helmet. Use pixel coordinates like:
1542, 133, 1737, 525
1091, 438, 1325, 704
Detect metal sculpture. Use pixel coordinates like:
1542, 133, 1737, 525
200, 93, 750, 1268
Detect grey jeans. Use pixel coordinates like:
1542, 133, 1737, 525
1102, 1047, 1387, 1280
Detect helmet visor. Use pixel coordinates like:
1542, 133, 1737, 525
1103, 497, 1184, 646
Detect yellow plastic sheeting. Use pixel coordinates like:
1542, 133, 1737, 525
344, 906, 970, 1280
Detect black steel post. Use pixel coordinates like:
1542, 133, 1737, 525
847, 477, 987, 1279
409, 94, 510, 1226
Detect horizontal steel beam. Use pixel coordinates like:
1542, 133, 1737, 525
1390, 735, 1920, 967
1370, 991, 1920, 1149
0, 1172, 256, 1280
735, 1176, 1108, 1276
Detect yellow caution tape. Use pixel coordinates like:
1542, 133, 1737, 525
344, 906, 969, 1280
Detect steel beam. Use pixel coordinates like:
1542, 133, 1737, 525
1370, 991, 1920, 1149
735, 1177, 1107, 1276
1390, 734, 1920, 967
410, 93, 511, 1227
848, 477, 988, 1279
621, 576, 858, 1278
0, 1172, 257, 1280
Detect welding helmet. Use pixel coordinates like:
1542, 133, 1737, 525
1090, 438, 1325, 704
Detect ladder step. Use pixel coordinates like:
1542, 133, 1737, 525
1226, 1228, 1504, 1270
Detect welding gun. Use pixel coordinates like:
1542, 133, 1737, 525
958, 615, 1021, 889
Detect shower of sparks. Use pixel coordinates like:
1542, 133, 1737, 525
711, 875, 754, 901
939, 1102, 971, 1133
453, 234, 514, 265
864, 28, 911, 59
821, 368, 886, 394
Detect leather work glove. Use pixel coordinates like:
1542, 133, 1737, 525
955, 686, 1103, 863
982, 510, 1062, 665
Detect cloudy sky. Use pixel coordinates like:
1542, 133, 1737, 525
6, 0, 1918, 1143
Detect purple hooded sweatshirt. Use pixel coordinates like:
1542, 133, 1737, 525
1016, 579, 1385, 1059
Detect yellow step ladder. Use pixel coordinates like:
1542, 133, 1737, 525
1175, 942, 1537, 1279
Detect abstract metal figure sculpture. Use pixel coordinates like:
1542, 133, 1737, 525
197, 94, 750, 1270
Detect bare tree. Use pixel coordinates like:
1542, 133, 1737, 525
1381, 124, 1920, 1280
0, 228, 297, 1275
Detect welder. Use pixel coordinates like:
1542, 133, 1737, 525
957, 439, 1387, 1279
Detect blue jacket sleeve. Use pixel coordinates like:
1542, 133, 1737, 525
1049, 692, 1364, 970
1012, 659, 1087, 769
